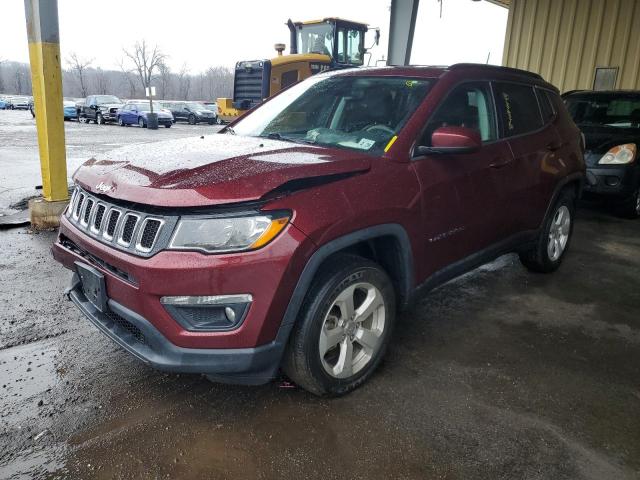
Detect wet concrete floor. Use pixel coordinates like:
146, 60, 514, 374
1, 204, 639, 479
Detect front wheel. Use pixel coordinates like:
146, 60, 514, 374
620, 188, 640, 219
188, 114, 196, 125
283, 254, 396, 396
96, 113, 104, 125
118, 116, 125, 127
138, 117, 146, 128
519, 189, 575, 273
164, 124, 171, 128
215, 116, 223, 125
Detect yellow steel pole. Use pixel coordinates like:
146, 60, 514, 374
24, 0, 68, 203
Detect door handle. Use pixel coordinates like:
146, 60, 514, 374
489, 157, 512, 169
546, 140, 562, 151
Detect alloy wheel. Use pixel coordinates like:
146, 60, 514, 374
96, 113, 103, 125
547, 205, 571, 261
319, 282, 386, 379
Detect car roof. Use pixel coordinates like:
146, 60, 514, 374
326, 63, 555, 90
563, 89, 640, 98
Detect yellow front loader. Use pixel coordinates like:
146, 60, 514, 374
217, 18, 379, 123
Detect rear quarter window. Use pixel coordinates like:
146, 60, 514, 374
494, 83, 543, 137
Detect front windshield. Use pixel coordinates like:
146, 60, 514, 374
231, 74, 432, 155
96, 95, 120, 105
297, 23, 333, 55
186, 102, 207, 111
565, 95, 640, 129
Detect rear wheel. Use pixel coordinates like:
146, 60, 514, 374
283, 254, 396, 396
138, 117, 146, 128
519, 189, 575, 273
215, 116, 223, 125
164, 124, 171, 128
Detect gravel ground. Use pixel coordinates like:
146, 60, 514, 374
0, 109, 639, 479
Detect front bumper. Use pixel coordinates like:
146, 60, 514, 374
584, 164, 639, 198
51, 214, 314, 381
66, 274, 282, 383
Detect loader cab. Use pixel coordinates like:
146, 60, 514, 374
291, 18, 368, 67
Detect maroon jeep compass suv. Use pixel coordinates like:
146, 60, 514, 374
52, 64, 585, 396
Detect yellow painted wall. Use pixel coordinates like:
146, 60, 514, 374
502, 0, 640, 92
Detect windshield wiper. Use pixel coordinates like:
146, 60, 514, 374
261, 133, 316, 145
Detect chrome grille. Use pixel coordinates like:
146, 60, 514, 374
66, 187, 174, 257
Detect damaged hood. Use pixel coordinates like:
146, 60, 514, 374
73, 133, 372, 207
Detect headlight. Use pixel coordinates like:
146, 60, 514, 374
168, 214, 289, 253
598, 144, 636, 165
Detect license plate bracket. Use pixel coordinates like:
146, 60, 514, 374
75, 262, 108, 313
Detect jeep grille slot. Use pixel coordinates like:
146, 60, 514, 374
65, 187, 173, 257
92, 204, 106, 232
138, 219, 162, 251
120, 214, 138, 245
82, 199, 94, 225
74, 193, 85, 219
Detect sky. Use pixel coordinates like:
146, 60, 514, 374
0, 0, 508, 72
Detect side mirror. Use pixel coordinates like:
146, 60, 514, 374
90, 104, 98, 110
414, 126, 481, 156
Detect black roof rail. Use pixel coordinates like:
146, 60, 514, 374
448, 63, 544, 80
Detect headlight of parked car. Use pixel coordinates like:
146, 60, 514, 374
598, 143, 637, 165
168, 213, 289, 253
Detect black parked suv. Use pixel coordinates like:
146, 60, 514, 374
564, 90, 640, 217
160, 101, 220, 125
78, 95, 124, 124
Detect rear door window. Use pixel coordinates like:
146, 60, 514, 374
537, 89, 555, 124
494, 83, 543, 137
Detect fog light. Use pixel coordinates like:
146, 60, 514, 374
160, 295, 251, 332
605, 176, 620, 186
224, 307, 236, 323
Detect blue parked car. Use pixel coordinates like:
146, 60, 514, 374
0, 97, 7, 110
63, 100, 78, 120
117, 101, 174, 128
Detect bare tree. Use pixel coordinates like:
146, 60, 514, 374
93, 67, 110, 95
67, 52, 93, 97
157, 61, 171, 99
123, 40, 166, 109
118, 59, 138, 98
177, 63, 191, 100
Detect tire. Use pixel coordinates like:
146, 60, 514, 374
118, 116, 125, 127
96, 113, 104, 125
138, 117, 146, 128
164, 124, 171, 128
620, 188, 640, 219
188, 114, 196, 125
283, 254, 396, 396
215, 116, 223, 125
519, 189, 576, 273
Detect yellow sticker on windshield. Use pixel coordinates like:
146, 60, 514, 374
405, 80, 417, 88
384, 135, 398, 153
